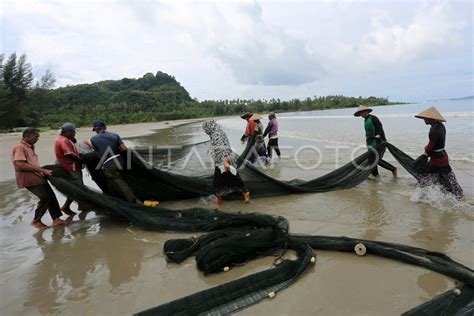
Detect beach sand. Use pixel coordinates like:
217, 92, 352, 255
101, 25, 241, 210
0, 119, 472, 315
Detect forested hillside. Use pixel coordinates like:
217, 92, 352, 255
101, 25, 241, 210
0, 53, 401, 129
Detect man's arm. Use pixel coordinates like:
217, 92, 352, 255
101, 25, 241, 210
14, 161, 53, 176
371, 116, 386, 140
64, 152, 82, 161
263, 121, 273, 138
116, 134, 127, 152
60, 139, 83, 162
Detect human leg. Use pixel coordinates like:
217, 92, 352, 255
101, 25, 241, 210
104, 164, 137, 203
447, 171, 463, 199
272, 138, 281, 158
27, 184, 65, 228
378, 159, 397, 177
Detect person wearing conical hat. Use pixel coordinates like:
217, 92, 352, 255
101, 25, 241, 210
415, 106, 463, 198
240, 113, 263, 164
354, 105, 397, 178
250, 113, 268, 161
240, 112, 256, 144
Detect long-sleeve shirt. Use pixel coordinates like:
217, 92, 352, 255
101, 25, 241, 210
245, 119, 256, 137
364, 115, 386, 148
263, 118, 278, 139
425, 123, 449, 167
241, 118, 257, 143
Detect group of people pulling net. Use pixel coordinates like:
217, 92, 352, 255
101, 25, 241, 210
39, 105, 471, 314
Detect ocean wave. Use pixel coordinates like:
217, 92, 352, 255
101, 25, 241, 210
277, 112, 474, 120
218, 119, 474, 163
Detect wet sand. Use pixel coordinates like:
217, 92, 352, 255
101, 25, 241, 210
1, 118, 473, 315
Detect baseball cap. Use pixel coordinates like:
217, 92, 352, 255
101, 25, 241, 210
61, 122, 77, 132
92, 120, 106, 131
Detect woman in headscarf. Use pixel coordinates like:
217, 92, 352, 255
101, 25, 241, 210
415, 106, 463, 199
203, 120, 250, 206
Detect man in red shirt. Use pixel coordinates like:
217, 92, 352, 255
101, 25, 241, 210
12, 127, 67, 230
54, 122, 84, 215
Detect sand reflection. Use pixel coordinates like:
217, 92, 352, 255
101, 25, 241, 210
23, 221, 145, 315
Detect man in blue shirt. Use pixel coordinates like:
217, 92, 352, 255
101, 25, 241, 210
90, 120, 140, 203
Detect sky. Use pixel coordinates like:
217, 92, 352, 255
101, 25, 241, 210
0, 0, 472, 102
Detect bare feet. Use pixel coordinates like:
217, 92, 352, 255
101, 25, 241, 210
61, 207, 77, 216
243, 192, 250, 203
31, 220, 49, 230
52, 218, 69, 226
392, 168, 398, 178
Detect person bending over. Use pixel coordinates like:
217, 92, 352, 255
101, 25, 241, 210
90, 120, 142, 204
12, 127, 68, 230
203, 120, 250, 206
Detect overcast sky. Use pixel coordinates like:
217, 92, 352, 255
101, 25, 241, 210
1, 0, 472, 102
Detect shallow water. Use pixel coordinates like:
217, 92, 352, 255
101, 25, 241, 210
0, 100, 473, 315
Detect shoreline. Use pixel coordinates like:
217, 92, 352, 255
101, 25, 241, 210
0, 102, 410, 135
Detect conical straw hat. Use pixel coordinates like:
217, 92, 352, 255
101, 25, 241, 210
415, 106, 446, 122
354, 105, 373, 117
250, 113, 262, 121
240, 112, 253, 119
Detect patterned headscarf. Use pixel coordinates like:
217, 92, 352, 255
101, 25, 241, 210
202, 120, 232, 166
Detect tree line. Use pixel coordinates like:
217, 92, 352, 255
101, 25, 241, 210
0, 53, 402, 131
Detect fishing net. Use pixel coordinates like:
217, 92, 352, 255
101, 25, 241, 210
402, 283, 474, 315
43, 140, 472, 315
81, 137, 382, 202
386, 143, 422, 180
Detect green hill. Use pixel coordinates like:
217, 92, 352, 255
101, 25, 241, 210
4, 69, 402, 129
26, 71, 196, 127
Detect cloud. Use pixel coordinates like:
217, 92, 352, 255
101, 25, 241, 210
211, 27, 324, 86
356, 1, 466, 66
0, 0, 471, 101
159, 1, 325, 86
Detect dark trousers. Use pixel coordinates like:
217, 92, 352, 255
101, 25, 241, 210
267, 138, 281, 158
104, 164, 137, 203
213, 167, 247, 196
372, 148, 396, 176
65, 170, 86, 209
26, 184, 62, 221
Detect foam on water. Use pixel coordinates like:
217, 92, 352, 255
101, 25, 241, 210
410, 184, 473, 212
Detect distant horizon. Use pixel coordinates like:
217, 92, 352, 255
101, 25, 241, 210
41, 72, 474, 104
